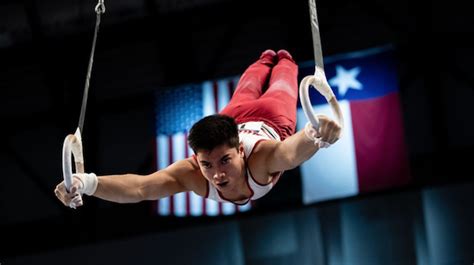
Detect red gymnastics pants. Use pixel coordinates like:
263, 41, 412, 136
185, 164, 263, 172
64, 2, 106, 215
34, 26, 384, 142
220, 54, 299, 141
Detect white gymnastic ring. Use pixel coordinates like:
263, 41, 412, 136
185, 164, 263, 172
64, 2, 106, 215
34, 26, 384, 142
62, 128, 85, 192
299, 66, 344, 133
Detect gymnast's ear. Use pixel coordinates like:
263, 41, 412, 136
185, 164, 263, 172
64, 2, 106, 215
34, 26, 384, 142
239, 143, 244, 157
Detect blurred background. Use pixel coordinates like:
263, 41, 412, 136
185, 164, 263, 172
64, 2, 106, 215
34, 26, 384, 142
1, 0, 473, 264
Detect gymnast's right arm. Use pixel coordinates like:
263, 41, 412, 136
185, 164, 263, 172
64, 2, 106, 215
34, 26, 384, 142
54, 158, 203, 208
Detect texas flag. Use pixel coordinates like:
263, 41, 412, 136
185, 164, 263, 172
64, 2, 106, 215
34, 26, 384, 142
297, 46, 411, 205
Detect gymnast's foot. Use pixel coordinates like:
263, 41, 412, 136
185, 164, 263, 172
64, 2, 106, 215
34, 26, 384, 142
277, 49, 295, 63
259, 49, 277, 66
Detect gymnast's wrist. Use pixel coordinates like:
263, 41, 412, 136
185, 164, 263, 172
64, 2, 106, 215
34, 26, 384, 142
73, 172, 98, 196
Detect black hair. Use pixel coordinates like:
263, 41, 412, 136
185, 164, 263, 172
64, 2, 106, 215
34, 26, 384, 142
188, 114, 239, 153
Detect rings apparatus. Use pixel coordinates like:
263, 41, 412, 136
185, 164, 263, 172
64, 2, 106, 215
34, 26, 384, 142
62, 0, 105, 200
299, 0, 344, 133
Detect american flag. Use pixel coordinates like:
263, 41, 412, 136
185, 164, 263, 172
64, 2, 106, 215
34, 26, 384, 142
154, 77, 252, 216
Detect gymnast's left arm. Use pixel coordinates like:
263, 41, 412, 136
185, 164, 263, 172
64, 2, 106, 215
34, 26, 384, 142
264, 114, 341, 172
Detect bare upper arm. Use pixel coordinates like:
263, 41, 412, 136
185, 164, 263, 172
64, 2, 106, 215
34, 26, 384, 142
140, 158, 206, 200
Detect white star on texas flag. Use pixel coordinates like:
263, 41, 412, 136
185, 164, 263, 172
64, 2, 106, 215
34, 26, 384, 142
329, 65, 363, 97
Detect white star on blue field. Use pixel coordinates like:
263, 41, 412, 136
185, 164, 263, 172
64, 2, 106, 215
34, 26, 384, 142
329, 65, 363, 97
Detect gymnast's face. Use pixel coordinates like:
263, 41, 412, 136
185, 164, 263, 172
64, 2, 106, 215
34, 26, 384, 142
196, 143, 245, 192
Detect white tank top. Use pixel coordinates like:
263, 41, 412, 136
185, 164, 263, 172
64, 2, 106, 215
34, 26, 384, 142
206, 121, 282, 205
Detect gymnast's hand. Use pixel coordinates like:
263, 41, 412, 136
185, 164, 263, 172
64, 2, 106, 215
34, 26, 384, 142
54, 173, 98, 208
305, 114, 342, 148
54, 177, 83, 208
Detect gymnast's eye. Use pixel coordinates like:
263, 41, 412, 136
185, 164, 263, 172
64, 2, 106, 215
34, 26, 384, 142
201, 162, 211, 169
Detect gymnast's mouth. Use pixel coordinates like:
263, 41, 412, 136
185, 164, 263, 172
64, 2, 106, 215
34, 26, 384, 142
216, 181, 229, 188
